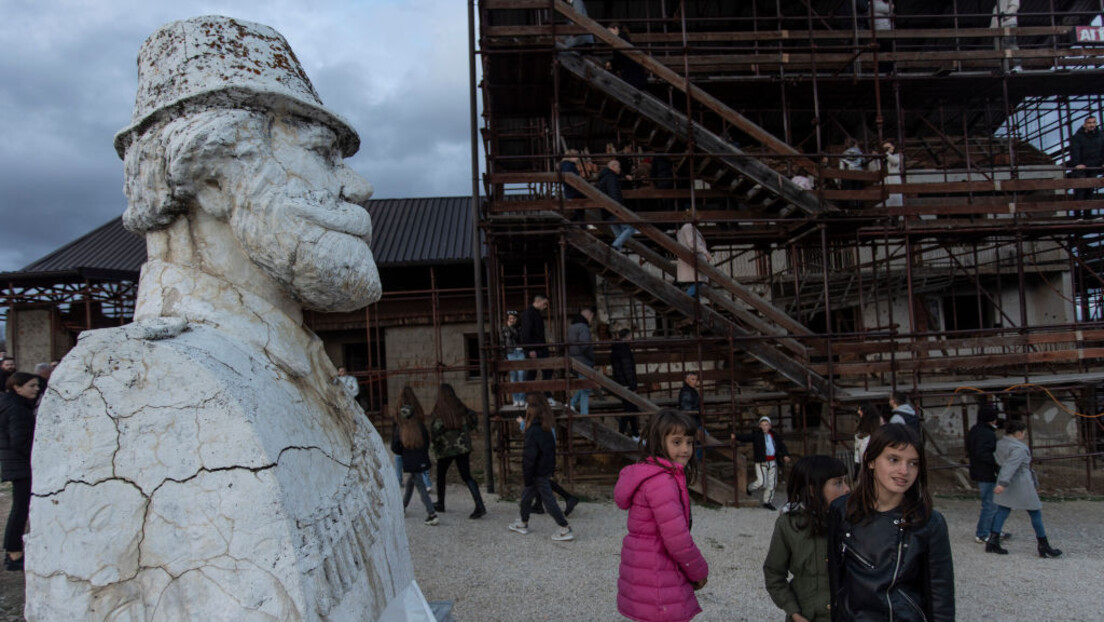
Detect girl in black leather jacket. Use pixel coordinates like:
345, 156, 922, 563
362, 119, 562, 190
828, 424, 954, 621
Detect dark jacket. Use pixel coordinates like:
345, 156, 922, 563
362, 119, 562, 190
566, 314, 594, 367
966, 422, 998, 483
763, 505, 832, 622
391, 422, 432, 473
610, 341, 637, 391
828, 495, 955, 622
678, 383, 701, 430
1071, 126, 1104, 168
519, 304, 548, 357
734, 428, 790, 463
522, 422, 557, 486
610, 32, 648, 90
889, 403, 922, 437
596, 166, 624, 205
501, 322, 520, 351
0, 392, 36, 481
430, 409, 477, 459
560, 159, 585, 199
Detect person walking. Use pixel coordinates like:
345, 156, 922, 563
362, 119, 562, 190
520, 294, 556, 405
391, 390, 439, 526
428, 384, 487, 519
616, 409, 709, 622
610, 328, 640, 440
988, 421, 1062, 557
509, 394, 574, 541
967, 402, 1010, 545
567, 307, 596, 415
0, 372, 40, 571
735, 416, 792, 510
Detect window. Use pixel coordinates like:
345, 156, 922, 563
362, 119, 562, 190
465, 333, 481, 380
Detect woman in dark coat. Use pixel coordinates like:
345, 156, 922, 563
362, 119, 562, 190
0, 372, 40, 571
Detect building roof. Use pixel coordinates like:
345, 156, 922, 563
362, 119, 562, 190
368, 196, 479, 266
1, 196, 480, 284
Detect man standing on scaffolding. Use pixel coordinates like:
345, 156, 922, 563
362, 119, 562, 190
521, 294, 556, 406
1071, 116, 1103, 213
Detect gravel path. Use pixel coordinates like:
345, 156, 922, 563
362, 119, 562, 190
409, 486, 1104, 622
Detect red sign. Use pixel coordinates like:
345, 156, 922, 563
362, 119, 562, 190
1076, 26, 1104, 44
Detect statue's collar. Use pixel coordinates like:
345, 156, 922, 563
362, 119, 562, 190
133, 260, 320, 377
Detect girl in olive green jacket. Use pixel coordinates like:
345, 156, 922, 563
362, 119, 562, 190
763, 456, 850, 622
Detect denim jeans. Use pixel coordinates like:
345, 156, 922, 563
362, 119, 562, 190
506, 348, 526, 403
569, 372, 590, 415
976, 481, 998, 538
403, 471, 436, 517
394, 456, 431, 489
992, 505, 1046, 538
610, 224, 637, 249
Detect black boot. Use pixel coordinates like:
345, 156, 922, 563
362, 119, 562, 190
434, 484, 445, 513
985, 532, 1008, 555
1037, 537, 1063, 558
467, 480, 486, 519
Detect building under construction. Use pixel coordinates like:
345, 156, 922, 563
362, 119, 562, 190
476, 0, 1104, 502
3, 1, 1103, 504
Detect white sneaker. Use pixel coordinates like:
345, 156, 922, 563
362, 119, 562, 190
547, 398, 558, 407
508, 520, 529, 535
551, 527, 574, 541
632, 435, 641, 443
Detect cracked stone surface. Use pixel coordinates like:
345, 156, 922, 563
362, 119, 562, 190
25, 15, 415, 622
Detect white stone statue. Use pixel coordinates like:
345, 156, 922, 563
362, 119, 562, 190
25, 16, 422, 621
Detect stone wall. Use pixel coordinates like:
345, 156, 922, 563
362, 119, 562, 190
10, 306, 53, 370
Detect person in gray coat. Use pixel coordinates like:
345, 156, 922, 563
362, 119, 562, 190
987, 420, 1062, 557
567, 307, 595, 415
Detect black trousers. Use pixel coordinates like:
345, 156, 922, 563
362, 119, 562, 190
520, 477, 568, 527
437, 453, 475, 489
4, 478, 30, 553
525, 351, 553, 397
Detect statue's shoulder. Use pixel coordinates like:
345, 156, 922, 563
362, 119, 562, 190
74, 317, 188, 347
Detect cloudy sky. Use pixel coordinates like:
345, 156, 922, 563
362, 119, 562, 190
0, 0, 476, 273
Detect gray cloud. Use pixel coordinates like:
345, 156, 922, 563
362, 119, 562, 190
0, 0, 478, 272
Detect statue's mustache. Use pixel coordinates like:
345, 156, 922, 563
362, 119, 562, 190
280, 192, 373, 242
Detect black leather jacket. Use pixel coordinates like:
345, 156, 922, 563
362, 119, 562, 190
828, 495, 955, 622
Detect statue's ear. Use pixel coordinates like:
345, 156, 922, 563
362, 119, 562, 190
165, 116, 244, 221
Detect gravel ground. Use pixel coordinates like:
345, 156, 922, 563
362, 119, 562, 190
0, 483, 1099, 620
409, 485, 1104, 622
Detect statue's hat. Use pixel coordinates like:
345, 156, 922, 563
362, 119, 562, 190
114, 16, 359, 158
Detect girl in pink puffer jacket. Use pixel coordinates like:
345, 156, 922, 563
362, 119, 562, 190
616, 409, 710, 622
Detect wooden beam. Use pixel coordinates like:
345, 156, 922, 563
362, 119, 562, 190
550, 0, 819, 172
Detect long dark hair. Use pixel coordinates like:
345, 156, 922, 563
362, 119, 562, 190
524, 392, 555, 431
787, 455, 848, 537
641, 409, 699, 484
395, 385, 426, 449
846, 424, 932, 527
856, 402, 883, 438
430, 383, 469, 429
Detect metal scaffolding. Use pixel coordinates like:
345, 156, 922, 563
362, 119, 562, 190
474, 0, 1104, 501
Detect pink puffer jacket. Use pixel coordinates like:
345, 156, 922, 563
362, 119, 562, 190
615, 458, 709, 622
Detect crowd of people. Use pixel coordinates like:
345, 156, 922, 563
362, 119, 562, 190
612, 410, 963, 622
0, 353, 56, 572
